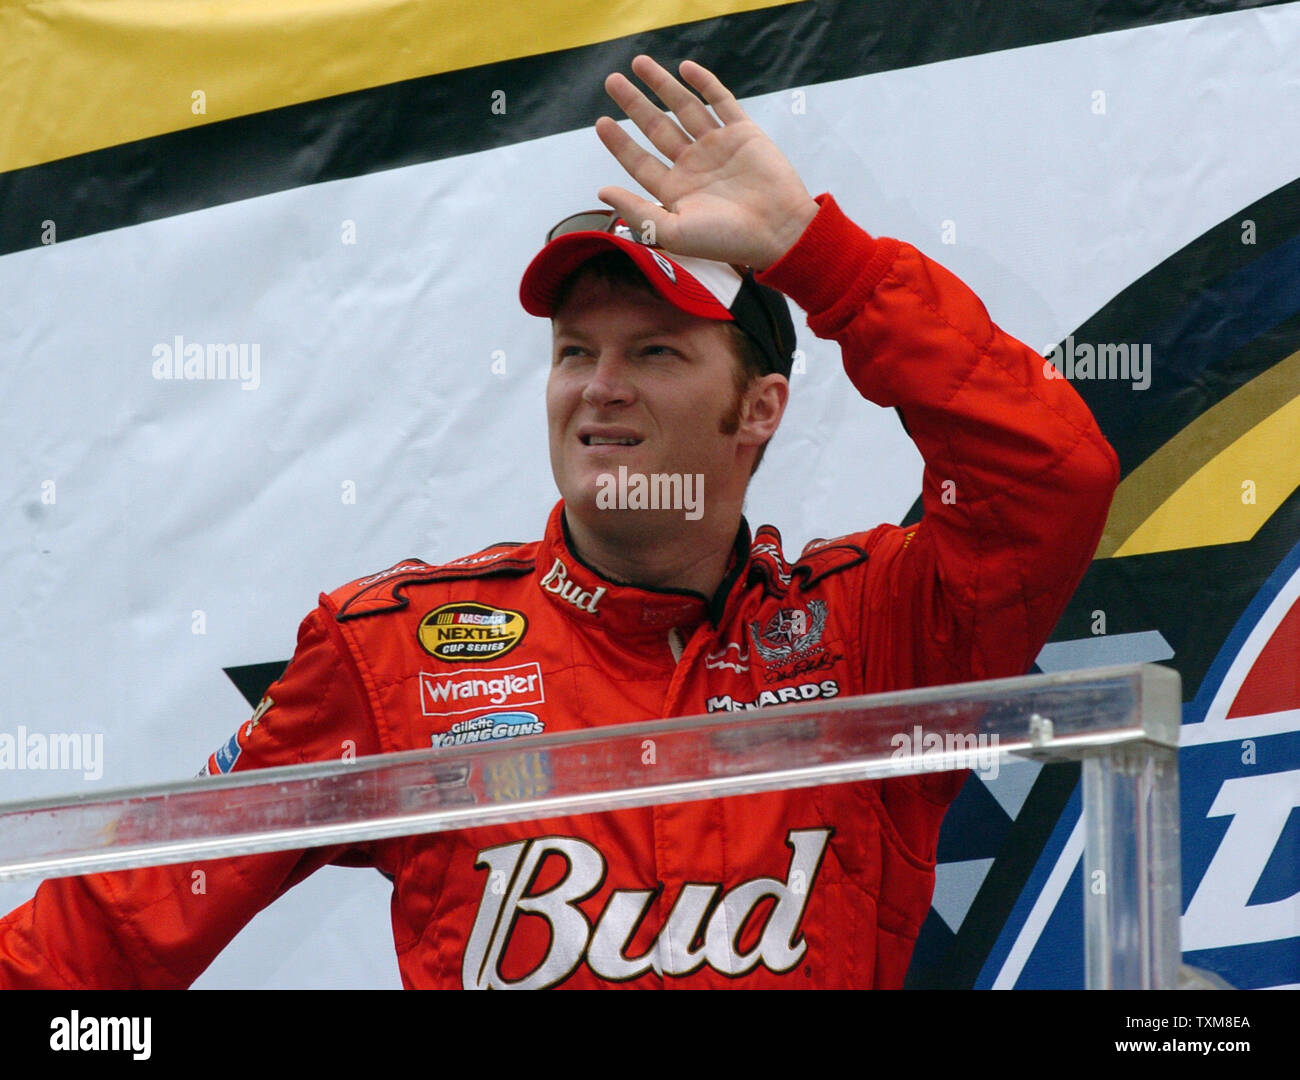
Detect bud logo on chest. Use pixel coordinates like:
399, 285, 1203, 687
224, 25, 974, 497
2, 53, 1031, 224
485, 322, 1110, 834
463, 828, 831, 989
539, 558, 606, 615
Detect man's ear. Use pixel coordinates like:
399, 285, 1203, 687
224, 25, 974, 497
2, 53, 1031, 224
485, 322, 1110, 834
739, 373, 789, 445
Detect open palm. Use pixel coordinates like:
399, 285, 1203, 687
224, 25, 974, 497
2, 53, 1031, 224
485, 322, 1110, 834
596, 56, 818, 271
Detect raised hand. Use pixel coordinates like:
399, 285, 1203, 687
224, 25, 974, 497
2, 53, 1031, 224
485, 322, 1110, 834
595, 55, 819, 272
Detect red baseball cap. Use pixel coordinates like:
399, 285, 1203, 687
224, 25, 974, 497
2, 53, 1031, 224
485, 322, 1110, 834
520, 213, 796, 377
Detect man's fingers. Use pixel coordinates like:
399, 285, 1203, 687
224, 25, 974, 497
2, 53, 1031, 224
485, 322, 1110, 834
628, 54, 723, 140
595, 116, 671, 199
677, 60, 750, 126
604, 72, 692, 162
596, 186, 671, 242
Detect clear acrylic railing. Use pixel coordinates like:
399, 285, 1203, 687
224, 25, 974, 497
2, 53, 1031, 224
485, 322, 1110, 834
0, 663, 1182, 988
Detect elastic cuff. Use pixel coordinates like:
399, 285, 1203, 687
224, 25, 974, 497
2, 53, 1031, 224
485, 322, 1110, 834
756, 193, 890, 321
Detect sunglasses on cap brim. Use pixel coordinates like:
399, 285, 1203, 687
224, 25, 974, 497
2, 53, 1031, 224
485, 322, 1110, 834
547, 209, 659, 247
545, 210, 791, 375
547, 210, 751, 275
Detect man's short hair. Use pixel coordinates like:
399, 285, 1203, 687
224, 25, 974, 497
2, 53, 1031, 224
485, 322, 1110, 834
554, 251, 776, 474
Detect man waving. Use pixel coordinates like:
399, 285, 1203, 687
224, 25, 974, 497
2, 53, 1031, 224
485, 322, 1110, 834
0, 57, 1117, 989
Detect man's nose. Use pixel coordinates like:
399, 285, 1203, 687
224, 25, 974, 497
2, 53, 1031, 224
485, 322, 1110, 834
581, 355, 637, 408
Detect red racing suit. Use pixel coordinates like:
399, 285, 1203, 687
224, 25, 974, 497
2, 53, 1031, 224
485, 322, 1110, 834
0, 195, 1118, 989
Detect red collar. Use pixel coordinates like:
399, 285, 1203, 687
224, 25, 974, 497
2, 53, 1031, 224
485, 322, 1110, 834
534, 501, 750, 638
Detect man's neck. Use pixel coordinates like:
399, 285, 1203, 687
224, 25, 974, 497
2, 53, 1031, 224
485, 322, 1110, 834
563, 508, 743, 600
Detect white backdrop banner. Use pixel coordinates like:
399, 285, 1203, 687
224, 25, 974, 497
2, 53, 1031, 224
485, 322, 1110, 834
3, 1, 1298, 988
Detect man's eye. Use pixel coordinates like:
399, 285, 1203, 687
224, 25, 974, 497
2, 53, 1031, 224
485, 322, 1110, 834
641, 345, 677, 356
556, 345, 587, 360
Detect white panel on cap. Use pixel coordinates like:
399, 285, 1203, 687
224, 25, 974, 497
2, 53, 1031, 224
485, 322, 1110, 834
671, 252, 744, 308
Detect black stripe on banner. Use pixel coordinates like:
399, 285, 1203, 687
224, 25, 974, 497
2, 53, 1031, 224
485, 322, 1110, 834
0, 0, 1290, 256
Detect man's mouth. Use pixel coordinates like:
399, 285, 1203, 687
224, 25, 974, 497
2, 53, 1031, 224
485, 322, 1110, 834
580, 435, 643, 446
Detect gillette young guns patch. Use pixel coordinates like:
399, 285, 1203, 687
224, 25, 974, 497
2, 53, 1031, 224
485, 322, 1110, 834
418, 602, 527, 661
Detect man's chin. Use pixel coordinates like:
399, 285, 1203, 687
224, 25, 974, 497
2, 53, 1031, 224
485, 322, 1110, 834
563, 495, 710, 542
563, 467, 708, 528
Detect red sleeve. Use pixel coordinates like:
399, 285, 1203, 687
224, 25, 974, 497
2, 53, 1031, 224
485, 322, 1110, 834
0, 605, 384, 989
759, 195, 1118, 826
760, 193, 1118, 689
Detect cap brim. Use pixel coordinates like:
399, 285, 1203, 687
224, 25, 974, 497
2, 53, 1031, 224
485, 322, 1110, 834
520, 232, 739, 320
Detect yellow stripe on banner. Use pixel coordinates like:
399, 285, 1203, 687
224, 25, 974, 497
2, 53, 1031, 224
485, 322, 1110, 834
1112, 384, 1300, 557
1097, 349, 1300, 557
1097, 350, 1300, 558
0, 0, 793, 174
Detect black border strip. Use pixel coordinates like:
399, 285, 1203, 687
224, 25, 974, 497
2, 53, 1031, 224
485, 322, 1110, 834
1, 0, 1290, 256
